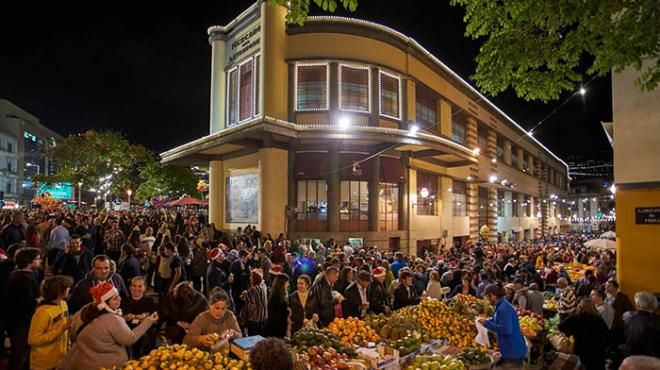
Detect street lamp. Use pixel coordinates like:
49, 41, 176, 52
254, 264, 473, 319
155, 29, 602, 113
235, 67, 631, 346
127, 189, 132, 210
26, 162, 40, 175
78, 181, 83, 208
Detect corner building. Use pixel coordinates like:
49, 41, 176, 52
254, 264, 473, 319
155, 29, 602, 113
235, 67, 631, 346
162, 2, 570, 255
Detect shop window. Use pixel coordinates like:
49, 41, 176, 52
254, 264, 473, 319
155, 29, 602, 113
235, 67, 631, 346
523, 195, 531, 217
379, 182, 399, 231
340, 181, 368, 231
478, 124, 488, 152
497, 190, 505, 217
227, 54, 260, 126
452, 181, 467, 217
339, 65, 370, 113
511, 146, 518, 168
496, 136, 504, 159
416, 83, 437, 127
379, 71, 400, 119
295, 64, 328, 111
478, 187, 488, 227
512, 192, 520, 217
297, 180, 328, 231
416, 171, 437, 216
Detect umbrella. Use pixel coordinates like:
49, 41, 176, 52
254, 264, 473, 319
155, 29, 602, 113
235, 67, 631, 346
165, 196, 206, 207
600, 231, 616, 239
584, 238, 616, 250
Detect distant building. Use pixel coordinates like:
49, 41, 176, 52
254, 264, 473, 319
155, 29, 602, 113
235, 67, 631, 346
566, 177, 615, 232
0, 99, 61, 206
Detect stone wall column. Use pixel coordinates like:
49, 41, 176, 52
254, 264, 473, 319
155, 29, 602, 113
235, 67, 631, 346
327, 142, 341, 232
368, 156, 380, 231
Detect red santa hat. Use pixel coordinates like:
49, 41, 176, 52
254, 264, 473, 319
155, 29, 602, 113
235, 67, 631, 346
208, 248, 224, 261
90, 282, 119, 313
372, 267, 386, 279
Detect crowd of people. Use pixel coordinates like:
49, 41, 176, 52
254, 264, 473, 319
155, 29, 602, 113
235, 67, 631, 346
0, 207, 658, 370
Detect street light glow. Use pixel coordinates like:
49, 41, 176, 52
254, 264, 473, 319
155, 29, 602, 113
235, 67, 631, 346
338, 116, 350, 130
409, 124, 419, 135
579, 87, 586, 95
489, 174, 498, 183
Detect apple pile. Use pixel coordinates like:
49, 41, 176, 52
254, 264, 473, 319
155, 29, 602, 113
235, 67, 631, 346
297, 346, 352, 370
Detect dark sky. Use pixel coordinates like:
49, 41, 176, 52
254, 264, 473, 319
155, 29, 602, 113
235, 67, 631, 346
0, 1, 612, 163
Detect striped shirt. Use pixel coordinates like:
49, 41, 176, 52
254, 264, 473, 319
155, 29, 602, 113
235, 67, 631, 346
242, 282, 268, 323
558, 286, 577, 315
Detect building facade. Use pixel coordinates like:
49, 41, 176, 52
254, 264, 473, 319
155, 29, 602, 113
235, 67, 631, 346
0, 99, 61, 206
161, 2, 570, 255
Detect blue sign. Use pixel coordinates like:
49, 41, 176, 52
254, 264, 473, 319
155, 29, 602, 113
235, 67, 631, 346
38, 183, 73, 200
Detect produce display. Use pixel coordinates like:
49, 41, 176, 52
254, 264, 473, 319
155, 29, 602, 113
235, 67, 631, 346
109, 344, 250, 370
543, 298, 558, 312
364, 314, 422, 341
544, 314, 560, 335
326, 317, 381, 346
404, 354, 466, 370
291, 328, 357, 357
455, 347, 491, 367
296, 345, 353, 370
406, 298, 478, 348
450, 294, 493, 317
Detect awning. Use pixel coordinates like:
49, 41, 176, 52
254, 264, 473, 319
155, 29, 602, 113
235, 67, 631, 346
295, 152, 327, 180
381, 156, 405, 183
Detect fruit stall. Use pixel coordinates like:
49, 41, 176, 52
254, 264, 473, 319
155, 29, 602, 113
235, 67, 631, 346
111, 295, 565, 370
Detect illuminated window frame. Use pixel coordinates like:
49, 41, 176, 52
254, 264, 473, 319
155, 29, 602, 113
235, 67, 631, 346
338, 63, 371, 114
294, 62, 330, 112
226, 53, 261, 127
378, 70, 401, 120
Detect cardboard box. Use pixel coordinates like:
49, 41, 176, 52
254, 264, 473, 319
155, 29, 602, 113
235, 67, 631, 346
230, 335, 265, 361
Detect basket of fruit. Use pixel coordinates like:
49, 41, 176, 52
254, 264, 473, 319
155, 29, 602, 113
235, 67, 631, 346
455, 347, 493, 370
290, 328, 357, 357
325, 317, 381, 347
403, 354, 466, 370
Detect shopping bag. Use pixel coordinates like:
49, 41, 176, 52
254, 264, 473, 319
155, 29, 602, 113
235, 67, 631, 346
474, 318, 490, 347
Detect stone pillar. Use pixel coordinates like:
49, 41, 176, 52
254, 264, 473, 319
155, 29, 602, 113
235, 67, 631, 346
327, 142, 341, 232
368, 156, 380, 231
440, 176, 453, 247
466, 116, 479, 241
528, 154, 535, 175
259, 148, 288, 237
328, 62, 339, 118
287, 145, 297, 233
398, 153, 410, 232
488, 188, 498, 242
370, 68, 380, 127
208, 160, 224, 226
439, 99, 452, 137
466, 116, 478, 150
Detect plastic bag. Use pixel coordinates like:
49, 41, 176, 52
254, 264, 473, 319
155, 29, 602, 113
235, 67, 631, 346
475, 318, 490, 347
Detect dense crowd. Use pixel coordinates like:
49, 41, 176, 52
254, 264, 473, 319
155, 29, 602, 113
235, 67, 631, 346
0, 207, 658, 370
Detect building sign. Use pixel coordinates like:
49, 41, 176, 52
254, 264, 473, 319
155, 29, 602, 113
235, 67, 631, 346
635, 207, 660, 224
38, 183, 73, 200
226, 19, 261, 66
225, 172, 259, 224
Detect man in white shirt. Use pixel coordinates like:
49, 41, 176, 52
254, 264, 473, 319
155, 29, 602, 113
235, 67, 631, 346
591, 288, 615, 330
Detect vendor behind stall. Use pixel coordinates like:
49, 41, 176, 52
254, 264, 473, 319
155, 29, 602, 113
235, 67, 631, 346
183, 288, 242, 351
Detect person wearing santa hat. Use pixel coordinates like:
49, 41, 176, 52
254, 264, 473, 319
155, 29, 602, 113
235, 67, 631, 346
64, 282, 158, 370
368, 267, 391, 315
239, 268, 268, 336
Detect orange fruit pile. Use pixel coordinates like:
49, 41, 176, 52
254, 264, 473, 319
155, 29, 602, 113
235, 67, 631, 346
326, 317, 381, 346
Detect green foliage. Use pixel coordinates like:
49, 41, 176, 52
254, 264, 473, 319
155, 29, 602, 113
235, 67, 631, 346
135, 162, 200, 202
34, 130, 153, 194
450, 0, 660, 101
267, 0, 358, 25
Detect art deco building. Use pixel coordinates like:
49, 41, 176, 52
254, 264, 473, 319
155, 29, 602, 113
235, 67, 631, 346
162, 2, 569, 255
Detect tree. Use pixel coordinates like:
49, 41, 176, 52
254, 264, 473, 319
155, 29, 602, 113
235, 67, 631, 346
267, 0, 358, 25
34, 130, 153, 197
450, 0, 660, 101
135, 162, 200, 202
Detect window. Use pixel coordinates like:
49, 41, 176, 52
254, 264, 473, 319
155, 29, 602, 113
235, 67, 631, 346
523, 195, 531, 217
416, 83, 437, 126
452, 116, 466, 144
379, 72, 400, 119
297, 180, 328, 221
478, 125, 488, 151
295, 64, 328, 111
7, 161, 12, 172
511, 146, 518, 168
379, 183, 399, 231
227, 54, 260, 126
522, 152, 529, 173
478, 187, 489, 227
340, 181, 369, 231
416, 171, 438, 216
497, 190, 505, 217
340, 65, 370, 112
512, 192, 520, 217
497, 136, 504, 159
453, 181, 467, 216
7, 142, 12, 153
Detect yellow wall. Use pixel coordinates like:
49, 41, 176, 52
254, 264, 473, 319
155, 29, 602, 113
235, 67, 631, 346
259, 147, 288, 237
261, 2, 289, 121
616, 187, 660, 296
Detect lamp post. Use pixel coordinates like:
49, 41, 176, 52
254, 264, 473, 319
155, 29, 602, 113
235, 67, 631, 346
127, 189, 132, 210
78, 181, 83, 209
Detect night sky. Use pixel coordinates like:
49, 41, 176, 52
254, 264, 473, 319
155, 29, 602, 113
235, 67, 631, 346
0, 1, 612, 164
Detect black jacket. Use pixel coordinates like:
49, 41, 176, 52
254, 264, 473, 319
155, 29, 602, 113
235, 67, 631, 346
67, 271, 128, 314
310, 277, 335, 327
393, 283, 420, 310
6, 270, 39, 328
53, 250, 93, 283
265, 294, 289, 338
206, 260, 231, 293
623, 310, 660, 357
559, 312, 609, 370
289, 290, 316, 334
342, 282, 368, 318
368, 281, 390, 315
119, 255, 142, 287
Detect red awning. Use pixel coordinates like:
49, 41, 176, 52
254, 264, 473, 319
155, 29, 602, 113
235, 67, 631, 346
381, 156, 405, 183
341, 153, 375, 181
295, 152, 327, 180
